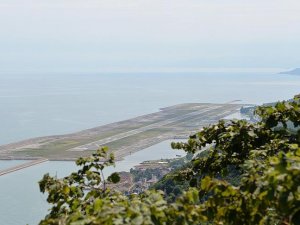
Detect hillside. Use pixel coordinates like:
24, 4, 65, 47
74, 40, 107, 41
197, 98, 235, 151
38, 95, 300, 225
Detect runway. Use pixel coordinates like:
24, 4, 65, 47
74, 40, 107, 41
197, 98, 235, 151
0, 103, 245, 160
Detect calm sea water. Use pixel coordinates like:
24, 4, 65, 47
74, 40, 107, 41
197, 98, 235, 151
0, 72, 299, 145
0, 140, 185, 225
0, 72, 300, 224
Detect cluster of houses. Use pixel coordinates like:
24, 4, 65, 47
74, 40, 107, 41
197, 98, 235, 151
108, 160, 172, 195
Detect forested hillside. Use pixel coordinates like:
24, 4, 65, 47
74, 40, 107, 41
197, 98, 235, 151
39, 95, 300, 225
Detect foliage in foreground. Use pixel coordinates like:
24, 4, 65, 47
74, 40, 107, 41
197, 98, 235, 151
39, 96, 300, 225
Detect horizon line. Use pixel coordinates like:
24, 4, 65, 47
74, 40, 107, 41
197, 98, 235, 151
0, 67, 288, 75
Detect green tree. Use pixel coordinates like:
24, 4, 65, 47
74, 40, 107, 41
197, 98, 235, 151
39, 96, 300, 225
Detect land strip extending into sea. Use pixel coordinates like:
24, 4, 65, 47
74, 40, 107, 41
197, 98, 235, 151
0, 102, 245, 162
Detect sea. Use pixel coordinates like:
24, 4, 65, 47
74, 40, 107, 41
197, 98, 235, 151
0, 71, 299, 224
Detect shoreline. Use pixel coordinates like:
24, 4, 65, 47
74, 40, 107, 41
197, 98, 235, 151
0, 139, 188, 177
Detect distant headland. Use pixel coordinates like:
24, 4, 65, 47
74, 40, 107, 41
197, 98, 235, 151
279, 68, 300, 75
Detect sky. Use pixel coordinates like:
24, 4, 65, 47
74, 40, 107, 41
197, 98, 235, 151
0, 0, 300, 73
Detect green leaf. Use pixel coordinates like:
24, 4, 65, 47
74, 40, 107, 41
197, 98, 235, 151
107, 172, 121, 183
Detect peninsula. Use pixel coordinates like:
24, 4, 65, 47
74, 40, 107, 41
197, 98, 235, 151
0, 103, 245, 161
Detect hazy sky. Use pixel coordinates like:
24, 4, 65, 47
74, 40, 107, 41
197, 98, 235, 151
0, 0, 300, 73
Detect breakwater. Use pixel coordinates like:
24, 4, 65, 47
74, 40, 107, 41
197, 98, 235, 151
0, 158, 48, 176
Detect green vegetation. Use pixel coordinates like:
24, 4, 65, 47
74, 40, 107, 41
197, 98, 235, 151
152, 151, 205, 202
39, 96, 300, 225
